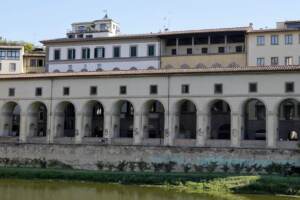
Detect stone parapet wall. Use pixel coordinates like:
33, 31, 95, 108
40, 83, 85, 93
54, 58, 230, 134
0, 143, 299, 172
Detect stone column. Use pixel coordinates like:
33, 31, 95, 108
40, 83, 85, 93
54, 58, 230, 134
75, 112, 83, 144
224, 35, 228, 53
19, 112, 27, 143
267, 111, 277, 148
196, 112, 208, 147
176, 38, 179, 55
133, 112, 142, 145
168, 112, 178, 146
48, 112, 56, 143
104, 112, 112, 144
163, 113, 170, 146
231, 112, 241, 147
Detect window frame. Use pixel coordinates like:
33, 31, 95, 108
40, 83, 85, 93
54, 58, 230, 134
67, 48, 76, 60
54, 49, 61, 60
81, 47, 90, 60
150, 85, 158, 95
113, 46, 121, 58
90, 86, 98, 96
8, 88, 15, 97
256, 36, 265, 46
129, 45, 138, 57
270, 35, 279, 45
94, 47, 105, 59
147, 44, 156, 57
249, 82, 258, 93
120, 85, 127, 95
63, 87, 70, 96
285, 82, 294, 93
181, 84, 190, 94
35, 87, 43, 97
214, 84, 223, 94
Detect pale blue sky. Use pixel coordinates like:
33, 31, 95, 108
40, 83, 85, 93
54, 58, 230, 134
0, 0, 299, 45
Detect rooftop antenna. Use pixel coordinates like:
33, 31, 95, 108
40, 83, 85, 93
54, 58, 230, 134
103, 9, 108, 18
163, 12, 172, 32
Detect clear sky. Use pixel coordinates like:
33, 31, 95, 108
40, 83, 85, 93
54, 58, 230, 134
1, 0, 300, 45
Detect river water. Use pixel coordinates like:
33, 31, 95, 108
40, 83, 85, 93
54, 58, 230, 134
0, 179, 295, 200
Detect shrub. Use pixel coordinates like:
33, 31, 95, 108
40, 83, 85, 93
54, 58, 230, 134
182, 164, 192, 173
222, 163, 230, 173
128, 162, 136, 172
231, 163, 245, 174
137, 161, 148, 172
206, 162, 218, 173
164, 161, 176, 173
116, 161, 127, 172
193, 164, 204, 173
96, 161, 104, 171
152, 163, 164, 173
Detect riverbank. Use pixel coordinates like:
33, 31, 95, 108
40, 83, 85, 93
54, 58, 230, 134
0, 168, 299, 197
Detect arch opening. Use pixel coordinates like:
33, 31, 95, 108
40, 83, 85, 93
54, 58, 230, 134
210, 100, 231, 140
54, 102, 76, 137
243, 99, 266, 140
112, 100, 134, 138
176, 100, 197, 139
278, 99, 300, 141
1, 102, 20, 137
83, 101, 104, 137
27, 102, 47, 137
143, 100, 165, 139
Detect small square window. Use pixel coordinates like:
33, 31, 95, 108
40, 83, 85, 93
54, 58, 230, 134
90, 86, 97, 96
120, 86, 127, 95
171, 49, 177, 55
113, 46, 121, 58
187, 48, 193, 55
63, 87, 70, 96
249, 83, 257, 93
35, 87, 42, 96
130, 46, 137, 57
218, 47, 225, 53
9, 63, 16, 72
148, 45, 155, 57
150, 85, 158, 95
257, 36, 265, 46
285, 82, 294, 93
8, 88, 15, 97
202, 48, 208, 54
214, 84, 223, 94
181, 84, 189, 94
271, 57, 279, 65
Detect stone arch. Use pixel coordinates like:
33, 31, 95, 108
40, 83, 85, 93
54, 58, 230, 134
227, 62, 240, 68
164, 65, 174, 69
81, 68, 88, 72
54, 101, 76, 137
130, 67, 137, 70
27, 101, 48, 137
53, 69, 60, 73
82, 100, 104, 137
147, 66, 156, 70
196, 63, 207, 69
96, 67, 103, 72
141, 100, 165, 139
211, 63, 222, 68
209, 99, 231, 140
113, 67, 120, 71
174, 99, 197, 139
111, 100, 134, 138
278, 98, 300, 141
243, 99, 266, 140
0, 102, 21, 137
180, 64, 190, 69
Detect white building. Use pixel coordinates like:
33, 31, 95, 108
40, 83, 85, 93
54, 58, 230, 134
248, 20, 300, 66
42, 15, 161, 72
0, 46, 24, 74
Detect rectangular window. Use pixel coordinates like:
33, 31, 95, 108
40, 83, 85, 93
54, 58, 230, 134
38, 59, 44, 67
113, 46, 120, 58
82, 48, 90, 59
218, 47, 225, 53
187, 48, 193, 55
201, 48, 208, 54
6, 50, 20, 59
35, 87, 42, 96
271, 57, 279, 65
130, 46, 137, 57
120, 86, 127, 95
68, 49, 76, 60
54, 49, 61, 60
257, 36, 265, 46
285, 82, 294, 93
94, 47, 105, 58
63, 87, 70, 96
171, 49, 177, 55
257, 57, 265, 66
150, 85, 158, 95
285, 34, 293, 45
8, 88, 15, 97
181, 84, 189, 94
235, 46, 243, 52
0, 50, 6, 59
285, 56, 293, 65
30, 59, 37, 67
148, 45, 155, 57
214, 84, 223, 94
249, 83, 257, 93
9, 63, 16, 72
271, 35, 279, 45
90, 86, 97, 96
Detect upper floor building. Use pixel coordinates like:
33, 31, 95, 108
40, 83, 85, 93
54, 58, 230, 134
248, 20, 300, 66
0, 45, 24, 74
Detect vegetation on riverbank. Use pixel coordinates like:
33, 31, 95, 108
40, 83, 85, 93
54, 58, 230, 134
0, 167, 299, 197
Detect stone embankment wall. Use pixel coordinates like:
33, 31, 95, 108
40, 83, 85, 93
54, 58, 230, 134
0, 143, 299, 172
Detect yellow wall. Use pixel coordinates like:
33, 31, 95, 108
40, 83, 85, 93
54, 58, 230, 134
161, 53, 246, 68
